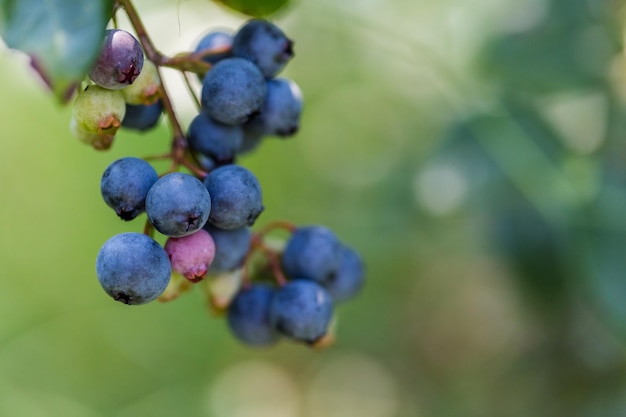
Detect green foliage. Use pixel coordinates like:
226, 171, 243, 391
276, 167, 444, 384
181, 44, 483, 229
582, 229, 626, 333
214, 0, 291, 17
479, 0, 619, 93
0, 0, 112, 101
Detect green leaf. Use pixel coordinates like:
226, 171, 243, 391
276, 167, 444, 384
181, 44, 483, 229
213, 0, 291, 17
581, 228, 626, 337
479, 0, 618, 94
0, 0, 112, 102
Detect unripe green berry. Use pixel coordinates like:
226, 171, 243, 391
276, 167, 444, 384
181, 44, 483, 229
71, 85, 125, 150
121, 60, 161, 105
70, 115, 101, 146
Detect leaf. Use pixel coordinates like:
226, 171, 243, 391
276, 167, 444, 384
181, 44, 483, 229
580, 228, 626, 337
213, 0, 291, 17
488, 202, 571, 310
0, 0, 112, 102
479, 0, 618, 94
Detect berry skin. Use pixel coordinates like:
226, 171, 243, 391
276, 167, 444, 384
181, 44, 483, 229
164, 229, 216, 282
96, 232, 171, 305
227, 284, 280, 347
70, 116, 103, 148
146, 172, 212, 237
194, 30, 233, 65
72, 85, 126, 150
237, 127, 264, 155
187, 112, 243, 165
246, 78, 303, 137
323, 245, 365, 303
203, 165, 264, 230
204, 224, 252, 274
269, 280, 333, 344
101, 157, 159, 221
122, 101, 163, 132
89, 29, 144, 90
232, 19, 294, 79
121, 60, 160, 105
201, 57, 267, 125
281, 226, 342, 284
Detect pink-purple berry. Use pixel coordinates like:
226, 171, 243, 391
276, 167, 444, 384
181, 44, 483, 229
165, 229, 216, 282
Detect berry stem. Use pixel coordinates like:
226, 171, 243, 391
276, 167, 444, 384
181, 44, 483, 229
117, 0, 162, 65
155, 65, 188, 163
143, 218, 155, 237
180, 157, 209, 179
256, 220, 297, 237
181, 71, 202, 112
117, 0, 212, 74
119, 0, 192, 171
242, 234, 288, 287
259, 244, 287, 286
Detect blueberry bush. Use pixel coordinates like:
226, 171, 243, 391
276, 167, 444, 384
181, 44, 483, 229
4, 0, 626, 416
0, 0, 364, 349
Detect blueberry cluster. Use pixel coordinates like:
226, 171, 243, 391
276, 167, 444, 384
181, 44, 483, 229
88, 19, 364, 348
228, 226, 364, 347
190, 19, 302, 167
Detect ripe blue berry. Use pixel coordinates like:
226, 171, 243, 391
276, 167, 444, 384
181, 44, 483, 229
237, 127, 264, 155
89, 29, 144, 90
281, 226, 342, 284
246, 78, 302, 137
187, 112, 243, 165
121, 101, 163, 132
204, 224, 252, 274
201, 58, 267, 125
323, 245, 365, 303
146, 172, 212, 237
101, 157, 159, 221
194, 30, 233, 65
203, 165, 264, 230
269, 280, 333, 344
96, 232, 171, 305
227, 284, 280, 347
232, 19, 294, 79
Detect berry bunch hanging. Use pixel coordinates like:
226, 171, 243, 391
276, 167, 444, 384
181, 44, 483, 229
6, 0, 365, 349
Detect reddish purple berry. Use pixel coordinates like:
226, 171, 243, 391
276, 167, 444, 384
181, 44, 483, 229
165, 229, 216, 282
89, 29, 144, 90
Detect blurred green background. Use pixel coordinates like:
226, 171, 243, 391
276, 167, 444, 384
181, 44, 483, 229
2, 0, 626, 415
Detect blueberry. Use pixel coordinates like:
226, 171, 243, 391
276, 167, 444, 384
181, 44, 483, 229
194, 30, 233, 65
101, 157, 159, 221
164, 229, 216, 282
71, 85, 126, 150
201, 58, 267, 125
281, 226, 342, 284
187, 112, 243, 164
89, 29, 144, 90
232, 19, 294, 79
121, 60, 161, 105
237, 127, 265, 155
96, 232, 171, 305
122, 100, 163, 132
269, 280, 333, 343
204, 224, 252, 274
245, 78, 302, 137
203, 165, 264, 230
323, 245, 365, 303
227, 284, 280, 347
146, 172, 212, 237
